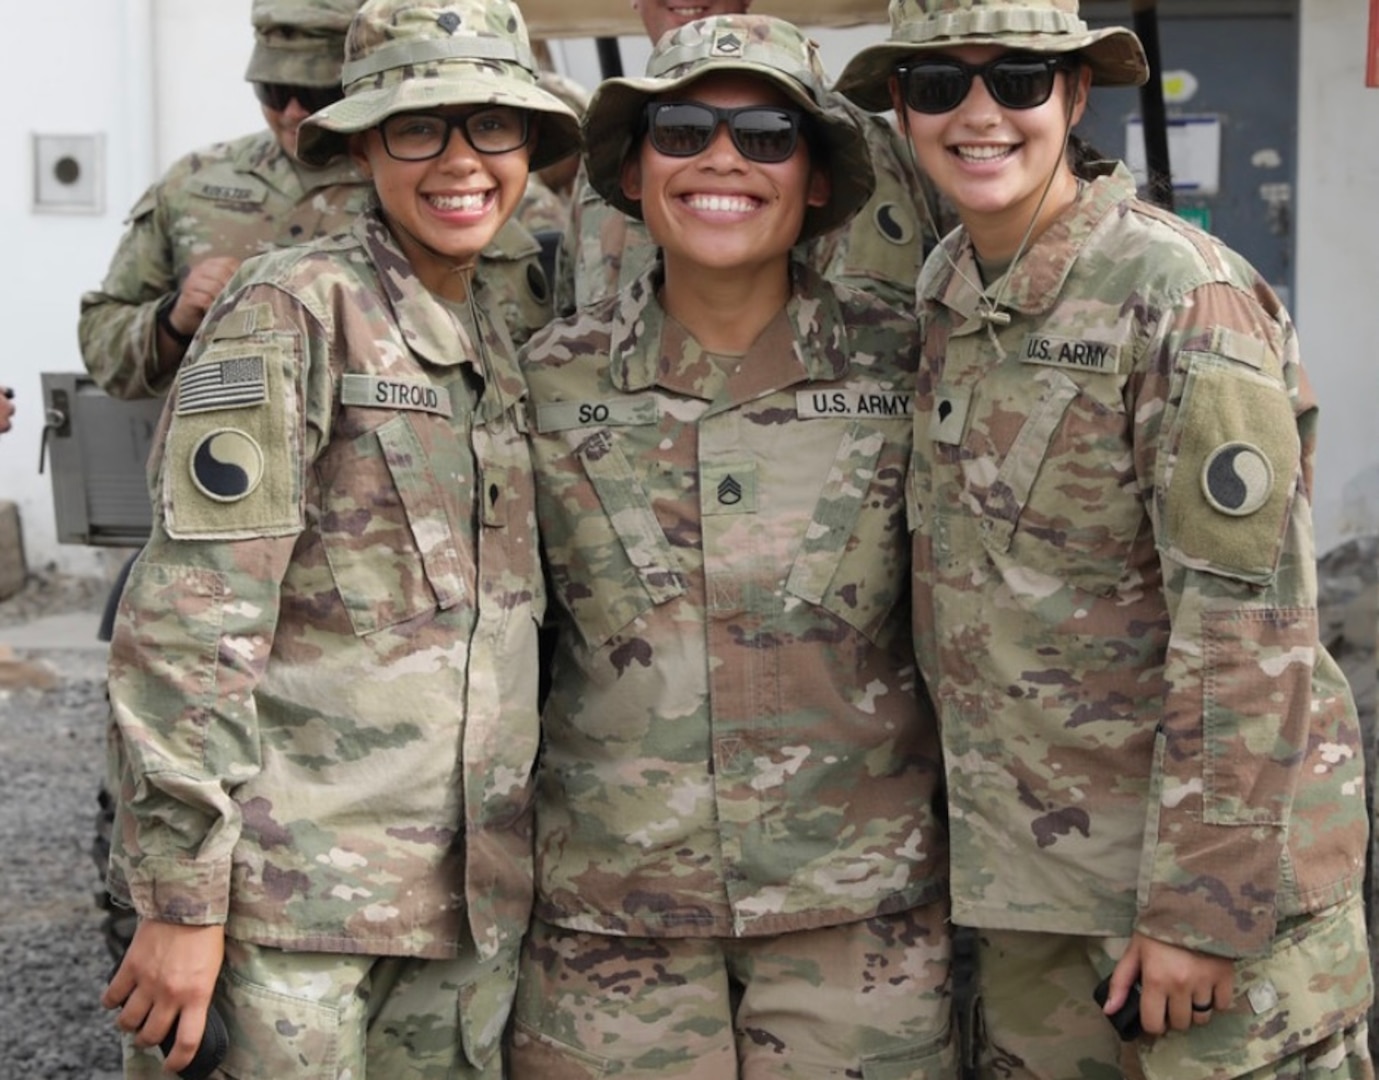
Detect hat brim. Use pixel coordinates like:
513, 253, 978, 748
583, 64, 875, 244
244, 41, 344, 89
296, 66, 582, 171
836, 27, 1149, 113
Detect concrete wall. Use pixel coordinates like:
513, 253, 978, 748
2, 1, 1375, 576
2, 0, 258, 576
1296, 0, 1379, 553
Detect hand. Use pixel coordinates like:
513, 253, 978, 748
164, 257, 242, 339
103, 919, 225, 1073
1103, 932, 1234, 1036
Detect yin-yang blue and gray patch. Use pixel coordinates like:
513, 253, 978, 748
190, 429, 264, 503
1201, 441, 1273, 516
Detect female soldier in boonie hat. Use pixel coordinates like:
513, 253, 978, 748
835, 3, 1373, 1079
101, 2, 577, 1077
510, 14, 955, 1078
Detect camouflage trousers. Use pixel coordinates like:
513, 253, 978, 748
972, 894, 1374, 1080
122, 936, 518, 1079
509, 903, 957, 1078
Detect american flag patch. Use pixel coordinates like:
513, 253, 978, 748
176, 356, 267, 415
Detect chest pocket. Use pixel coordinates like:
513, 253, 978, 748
785, 421, 910, 644
555, 428, 686, 649
318, 412, 473, 636
978, 368, 1142, 594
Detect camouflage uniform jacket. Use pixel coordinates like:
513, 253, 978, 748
523, 260, 948, 939
79, 129, 555, 400
107, 209, 544, 962
553, 101, 940, 315
909, 163, 1366, 958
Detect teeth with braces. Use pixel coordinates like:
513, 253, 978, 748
429, 192, 488, 211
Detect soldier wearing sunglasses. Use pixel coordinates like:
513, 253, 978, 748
552, 0, 949, 319
77, 0, 371, 402
78, 0, 558, 406
512, 15, 953, 1078
839, 2, 1372, 1077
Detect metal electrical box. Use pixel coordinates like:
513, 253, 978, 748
1082, 0, 1298, 306
41, 372, 162, 547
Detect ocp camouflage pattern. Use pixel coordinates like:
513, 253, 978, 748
908, 164, 1369, 960
522, 259, 947, 938
107, 207, 544, 962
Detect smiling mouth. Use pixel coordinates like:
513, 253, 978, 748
954, 145, 1017, 164
427, 191, 492, 212
668, 5, 711, 18
683, 193, 760, 213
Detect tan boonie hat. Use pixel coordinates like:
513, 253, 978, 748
583, 14, 875, 243
245, 0, 360, 88
836, 0, 1149, 113
295, 0, 582, 170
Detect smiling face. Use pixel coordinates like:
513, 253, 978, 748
891, 44, 1090, 260
620, 73, 829, 281
350, 108, 532, 299
633, 0, 751, 46
261, 98, 315, 161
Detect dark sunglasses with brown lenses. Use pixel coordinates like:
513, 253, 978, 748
253, 82, 345, 114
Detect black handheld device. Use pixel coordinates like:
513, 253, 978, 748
159, 1004, 229, 1080
1092, 975, 1143, 1041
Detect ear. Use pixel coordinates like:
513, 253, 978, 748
620, 151, 643, 204
805, 161, 831, 211
348, 131, 374, 180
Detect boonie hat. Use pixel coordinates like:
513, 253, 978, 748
245, 0, 360, 88
582, 14, 875, 243
296, 0, 582, 171
836, 0, 1149, 113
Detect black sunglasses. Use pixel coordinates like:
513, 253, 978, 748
897, 55, 1071, 114
642, 102, 806, 164
253, 82, 345, 114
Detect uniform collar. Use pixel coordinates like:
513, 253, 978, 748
237, 131, 368, 196
929, 161, 1135, 328
608, 257, 853, 404
359, 209, 525, 419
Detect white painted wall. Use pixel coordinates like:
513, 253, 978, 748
3, 2, 1374, 577
1296, 0, 1379, 553
3, 0, 258, 575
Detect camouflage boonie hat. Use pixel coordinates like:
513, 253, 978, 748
583, 15, 875, 243
296, 0, 582, 171
245, 0, 360, 88
836, 0, 1149, 113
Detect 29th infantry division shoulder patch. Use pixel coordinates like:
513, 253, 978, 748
189, 429, 265, 503
1201, 441, 1273, 516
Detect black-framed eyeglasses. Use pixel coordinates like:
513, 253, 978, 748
253, 82, 345, 114
897, 55, 1071, 115
642, 102, 806, 164
379, 108, 531, 161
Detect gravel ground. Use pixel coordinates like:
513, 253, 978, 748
0, 567, 122, 1078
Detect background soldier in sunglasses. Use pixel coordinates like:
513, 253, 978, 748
512, 15, 953, 1078
552, 0, 950, 318
77, 0, 371, 402
78, 0, 558, 405
839, 2, 1373, 1077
